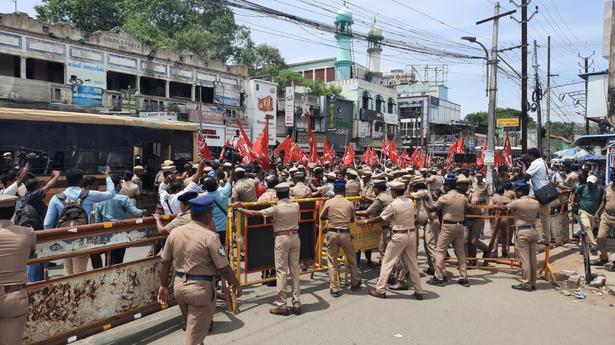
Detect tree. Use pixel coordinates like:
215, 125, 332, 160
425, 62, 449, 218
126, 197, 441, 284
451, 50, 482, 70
35, 0, 124, 33
236, 43, 286, 79
274, 69, 341, 97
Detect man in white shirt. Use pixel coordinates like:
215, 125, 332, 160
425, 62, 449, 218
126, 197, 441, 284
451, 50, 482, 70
158, 161, 206, 215
522, 148, 553, 245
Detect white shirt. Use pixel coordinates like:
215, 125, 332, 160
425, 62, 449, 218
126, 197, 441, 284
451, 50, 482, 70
159, 181, 202, 215
526, 157, 550, 194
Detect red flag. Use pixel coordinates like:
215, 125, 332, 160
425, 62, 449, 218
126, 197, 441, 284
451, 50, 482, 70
416, 147, 425, 169
503, 132, 513, 167
455, 133, 465, 154
342, 145, 355, 168
219, 139, 230, 161
382, 135, 390, 157
253, 116, 270, 170
389, 139, 399, 164
494, 150, 504, 168
409, 148, 419, 166
476, 140, 486, 166
198, 132, 213, 160
274, 134, 293, 158
370, 147, 380, 166
360, 147, 370, 164
236, 120, 258, 161
323, 138, 332, 165
426, 152, 432, 167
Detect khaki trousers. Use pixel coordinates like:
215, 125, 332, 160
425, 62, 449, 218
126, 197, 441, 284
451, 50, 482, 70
174, 279, 215, 345
579, 210, 597, 246
376, 231, 423, 294
378, 227, 392, 257
597, 213, 615, 260
537, 200, 556, 244
465, 219, 489, 252
274, 233, 301, 307
63, 255, 89, 275
423, 221, 440, 270
0, 288, 28, 345
515, 229, 538, 288
326, 232, 360, 292
435, 223, 467, 281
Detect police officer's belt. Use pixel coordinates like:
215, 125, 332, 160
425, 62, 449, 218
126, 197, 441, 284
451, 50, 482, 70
514, 225, 534, 231
274, 229, 299, 237
327, 228, 350, 233
442, 220, 463, 225
392, 229, 414, 234
175, 272, 214, 281
1, 284, 26, 293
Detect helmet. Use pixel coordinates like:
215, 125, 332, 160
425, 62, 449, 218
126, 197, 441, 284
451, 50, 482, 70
444, 173, 457, 187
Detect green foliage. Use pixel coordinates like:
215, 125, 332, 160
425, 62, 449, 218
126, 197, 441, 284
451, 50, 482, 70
274, 70, 341, 97
34, 0, 285, 70
549, 121, 574, 138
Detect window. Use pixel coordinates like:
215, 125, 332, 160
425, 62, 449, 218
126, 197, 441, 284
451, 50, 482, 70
362, 91, 372, 110
375, 95, 384, 113
387, 98, 396, 113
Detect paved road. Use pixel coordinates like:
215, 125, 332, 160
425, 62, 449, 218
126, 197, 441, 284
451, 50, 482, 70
76, 259, 615, 345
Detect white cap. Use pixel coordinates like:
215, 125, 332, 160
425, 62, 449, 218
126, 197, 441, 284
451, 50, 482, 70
587, 175, 598, 184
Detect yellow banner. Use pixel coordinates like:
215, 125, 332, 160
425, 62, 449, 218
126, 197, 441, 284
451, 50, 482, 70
496, 117, 520, 127
350, 223, 382, 251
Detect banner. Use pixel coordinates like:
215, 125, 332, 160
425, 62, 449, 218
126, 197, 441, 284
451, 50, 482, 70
72, 85, 102, 107
66, 60, 106, 89
187, 105, 224, 124
350, 223, 382, 251
139, 112, 177, 121
200, 124, 226, 147
285, 86, 295, 127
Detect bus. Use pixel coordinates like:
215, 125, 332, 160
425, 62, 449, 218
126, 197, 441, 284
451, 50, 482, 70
0, 107, 199, 193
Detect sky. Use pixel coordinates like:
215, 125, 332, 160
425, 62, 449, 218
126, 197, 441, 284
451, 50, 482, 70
1, 0, 608, 122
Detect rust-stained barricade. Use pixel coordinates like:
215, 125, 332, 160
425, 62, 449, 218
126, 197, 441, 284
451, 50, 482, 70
24, 216, 175, 345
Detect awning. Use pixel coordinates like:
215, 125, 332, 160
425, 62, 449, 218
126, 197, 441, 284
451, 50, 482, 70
572, 134, 615, 147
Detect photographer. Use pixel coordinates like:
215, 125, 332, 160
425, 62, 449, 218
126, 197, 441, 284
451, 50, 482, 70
520, 148, 552, 245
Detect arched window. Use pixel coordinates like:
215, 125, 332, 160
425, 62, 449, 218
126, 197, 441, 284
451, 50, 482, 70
375, 95, 385, 113
362, 91, 372, 110
387, 98, 396, 113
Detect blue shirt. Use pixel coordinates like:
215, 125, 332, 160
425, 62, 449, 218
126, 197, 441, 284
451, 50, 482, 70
206, 182, 232, 232
95, 194, 144, 222
43, 176, 115, 229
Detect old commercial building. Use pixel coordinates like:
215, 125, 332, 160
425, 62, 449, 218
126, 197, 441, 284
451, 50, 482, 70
0, 12, 249, 148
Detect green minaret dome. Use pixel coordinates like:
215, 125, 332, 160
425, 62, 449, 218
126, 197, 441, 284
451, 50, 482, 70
335, 7, 354, 24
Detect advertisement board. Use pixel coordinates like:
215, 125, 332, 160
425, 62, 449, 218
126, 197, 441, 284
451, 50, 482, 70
497, 117, 520, 128
200, 124, 226, 147
139, 112, 177, 121
120, 89, 136, 114
66, 60, 106, 89
285, 86, 295, 127
325, 97, 353, 150
72, 85, 102, 107
248, 80, 277, 145
214, 83, 241, 107
187, 104, 225, 124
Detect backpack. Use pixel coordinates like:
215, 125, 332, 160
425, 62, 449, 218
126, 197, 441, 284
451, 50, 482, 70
14, 202, 43, 230
55, 190, 89, 228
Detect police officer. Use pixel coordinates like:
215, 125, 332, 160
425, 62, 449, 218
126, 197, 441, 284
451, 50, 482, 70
490, 186, 513, 257
408, 178, 437, 275
231, 167, 257, 202
290, 172, 312, 199
0, 195, 36, 345
258, 175, 279, 202
595, 169, 615, 265
236, 183, 301, 315
500, 180, 540, 291
463, 176, 491, 264
361, 169, 374, 200
153, 191, 198, 235
320, 181, 362, 297
361, 182, 424, 300
158, 194, 242, 345
345, 169, 361, 197
427, 173, 470, 287
356, 180, 392, 263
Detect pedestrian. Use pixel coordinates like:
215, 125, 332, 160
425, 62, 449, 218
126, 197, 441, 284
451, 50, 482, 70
427, 173, 470, 287
94, 175, 148, 267
594, 169, 615, 265
0, 195, 36, 345
500, 180, 540, 291
574, 175, 604, 253
236, 183, 302, 315
320, 181, 362, 297
158, 194, 242, 345
361, 181, 424, 300
43, 167, 115, 275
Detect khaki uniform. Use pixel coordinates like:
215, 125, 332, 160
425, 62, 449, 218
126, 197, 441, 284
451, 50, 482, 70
366, 191, 393, 256
161, 221, 229, 345
465, 185, 489, 254
321, 195, 360, 292
490, 194, 512, 255
261, 199, 301, 307
164, 211, 192, 233
131, 174, 143, 194
433, 190, 469, 281
503, 190, 516, 200
120, 180, 141, 205
0, 220, 36, 345
258, 189, 278, 202
597, 184, 615, 260
361, 180, 374, 199
412, 190, 437, 270
507, 196, 540, 288
232, 178, 257, 202
375, 197, 423, 294
345, 179, 361, 197
290, 182, 312, 199
427, 175, 443, 192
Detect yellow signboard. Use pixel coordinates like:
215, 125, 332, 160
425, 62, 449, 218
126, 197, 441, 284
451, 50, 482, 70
497, 117, 520, 127
349, 223, 382, 251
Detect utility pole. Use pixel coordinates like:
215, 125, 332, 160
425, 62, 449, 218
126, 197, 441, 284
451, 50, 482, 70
532, 40, 543, 155
546, 36, 558, 162
476, 2, 514, 188
579, 52, 595, 135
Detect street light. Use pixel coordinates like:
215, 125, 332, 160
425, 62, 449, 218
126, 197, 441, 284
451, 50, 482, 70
461, 36, 489, 96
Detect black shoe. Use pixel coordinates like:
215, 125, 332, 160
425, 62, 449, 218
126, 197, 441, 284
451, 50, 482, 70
423, 268, 435, 275
426, 277, 446, 287
413, 292, 424, 300
511, 283, 532, 291
590, 258, 608, 266
531, 285, 536, 290
350, 281, 363, 291
458, 279, 470, 287
330, 290, 340, 298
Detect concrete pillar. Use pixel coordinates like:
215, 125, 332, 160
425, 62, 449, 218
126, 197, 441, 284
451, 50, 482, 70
136, 75, 141, 91
20, 56, 26, 79
165, 80, 170, 99
191, 84, 196, 101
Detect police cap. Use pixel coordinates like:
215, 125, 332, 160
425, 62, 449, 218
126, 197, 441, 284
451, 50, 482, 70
189, 194, 217, 212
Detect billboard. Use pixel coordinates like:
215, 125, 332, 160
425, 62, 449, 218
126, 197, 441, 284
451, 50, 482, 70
214, 83, 241, 107
187, 104, 224, 124
248, 80, 277, 145
139, 112, 177, 121
285, 86, 295, 127
200, 124, 226, 147
326, 97, 354, 150
66, 60, 106, 89
72, 85, 102, 107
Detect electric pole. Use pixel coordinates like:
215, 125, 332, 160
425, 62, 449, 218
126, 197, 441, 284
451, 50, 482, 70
532, 40, 543, 155
579, 52, 595, 135
546, 36, 558, 161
